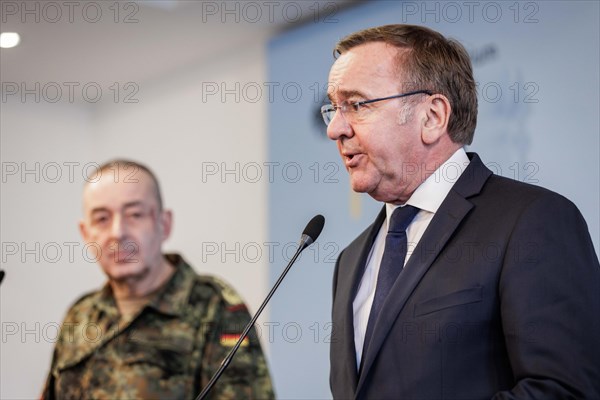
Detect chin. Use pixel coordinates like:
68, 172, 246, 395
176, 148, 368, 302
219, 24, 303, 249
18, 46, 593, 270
349, 176, 376, 195
350, 183, 366, 193
369, 192, 398, 204
349, 173, 368, 191
103, 262, 146, 282
351, 181, 399, 204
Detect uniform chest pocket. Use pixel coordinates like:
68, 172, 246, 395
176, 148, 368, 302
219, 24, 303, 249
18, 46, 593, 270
121, 338, 192, 377
414, 286, 483, 317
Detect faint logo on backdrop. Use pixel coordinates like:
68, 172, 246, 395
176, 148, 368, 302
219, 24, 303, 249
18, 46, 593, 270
469, 44, 535, 181
480, 68, 533, 168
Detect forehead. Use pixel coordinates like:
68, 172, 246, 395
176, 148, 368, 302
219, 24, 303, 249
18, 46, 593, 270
328, 42, 403, 100
82, 167, 157, 212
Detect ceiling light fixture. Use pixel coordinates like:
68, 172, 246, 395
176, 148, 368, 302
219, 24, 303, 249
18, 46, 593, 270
0, 32, 21, 49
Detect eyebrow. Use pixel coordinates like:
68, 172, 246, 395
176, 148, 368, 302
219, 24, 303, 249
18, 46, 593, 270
327, 89, 370, 103
123, 201, 144, 210
90, 207, 110, 216
89, 201, 145, 216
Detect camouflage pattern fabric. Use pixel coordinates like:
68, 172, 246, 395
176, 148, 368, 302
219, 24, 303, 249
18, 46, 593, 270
41, 254, 274, 399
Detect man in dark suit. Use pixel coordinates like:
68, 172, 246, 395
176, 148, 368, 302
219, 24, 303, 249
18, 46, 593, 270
322, 24, 600, 399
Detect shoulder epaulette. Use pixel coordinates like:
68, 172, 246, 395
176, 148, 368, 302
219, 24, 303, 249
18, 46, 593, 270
194, 274, 245, 307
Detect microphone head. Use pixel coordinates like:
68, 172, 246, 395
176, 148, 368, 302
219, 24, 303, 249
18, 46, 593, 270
302, 214, 325, 243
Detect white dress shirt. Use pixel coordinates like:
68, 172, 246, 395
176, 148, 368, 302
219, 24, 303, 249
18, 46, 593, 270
353, 148, 470, 367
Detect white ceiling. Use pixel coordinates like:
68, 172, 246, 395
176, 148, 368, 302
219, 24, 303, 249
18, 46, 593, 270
0, 0, 359, 89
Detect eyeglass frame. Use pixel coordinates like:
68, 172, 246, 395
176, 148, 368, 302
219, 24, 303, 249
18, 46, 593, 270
320, 89, 433, 126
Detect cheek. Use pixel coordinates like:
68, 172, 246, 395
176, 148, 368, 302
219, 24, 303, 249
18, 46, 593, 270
371, 141, 412, 180
364, 134, 394, 167
135, 229, 162, 255
85, 231, 106, 250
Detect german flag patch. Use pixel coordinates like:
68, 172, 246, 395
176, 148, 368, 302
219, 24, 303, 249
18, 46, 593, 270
226, 304, 247, 313
220, 333, 249, 347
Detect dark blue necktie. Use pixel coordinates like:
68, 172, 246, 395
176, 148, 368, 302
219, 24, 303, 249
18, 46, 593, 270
362, 205, 420, 359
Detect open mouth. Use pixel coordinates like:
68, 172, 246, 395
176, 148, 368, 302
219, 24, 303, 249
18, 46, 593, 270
344, 153, 363, 168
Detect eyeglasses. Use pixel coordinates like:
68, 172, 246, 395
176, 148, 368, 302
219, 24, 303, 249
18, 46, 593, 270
320, 90, 432, 126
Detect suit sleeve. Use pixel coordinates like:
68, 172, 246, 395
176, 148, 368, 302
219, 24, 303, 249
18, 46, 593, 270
331, 249, 343, 303
493, 193, 600, 399
329, 250, 341, 395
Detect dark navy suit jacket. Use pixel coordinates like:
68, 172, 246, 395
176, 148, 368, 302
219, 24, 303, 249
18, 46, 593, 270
330, 153, 600, 399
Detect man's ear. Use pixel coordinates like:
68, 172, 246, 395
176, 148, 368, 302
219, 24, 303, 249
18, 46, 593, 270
421, 94, 451, 145
160, 210, 173, 241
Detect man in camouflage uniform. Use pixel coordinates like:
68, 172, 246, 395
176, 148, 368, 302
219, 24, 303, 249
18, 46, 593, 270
42, 160, 274, 399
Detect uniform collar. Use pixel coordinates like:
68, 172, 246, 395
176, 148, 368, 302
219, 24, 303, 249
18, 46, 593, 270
95, 253, 195, 318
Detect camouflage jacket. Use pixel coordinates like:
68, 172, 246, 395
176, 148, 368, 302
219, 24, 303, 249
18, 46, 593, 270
42, 254, 274, 399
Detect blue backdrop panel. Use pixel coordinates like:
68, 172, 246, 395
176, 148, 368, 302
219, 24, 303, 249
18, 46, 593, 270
267, 2, 599, 398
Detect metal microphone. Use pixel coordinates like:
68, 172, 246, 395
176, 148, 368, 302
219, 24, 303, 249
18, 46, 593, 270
195, 214, 325, 400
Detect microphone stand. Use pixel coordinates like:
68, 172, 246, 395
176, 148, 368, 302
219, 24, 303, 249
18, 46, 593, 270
195, 236, 313, 400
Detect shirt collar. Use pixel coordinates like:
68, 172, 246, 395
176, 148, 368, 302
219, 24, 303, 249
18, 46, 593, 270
385, 147, 470, 222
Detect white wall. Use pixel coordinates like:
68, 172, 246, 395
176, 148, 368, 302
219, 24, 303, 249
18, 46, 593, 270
1, 99, 100, 398
91, 42, 270, 317
0, 43, 269, 399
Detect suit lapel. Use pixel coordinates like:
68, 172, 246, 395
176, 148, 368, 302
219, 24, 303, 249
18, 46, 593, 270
349, 208, 387, 300
355, 153, 492, 396
335, 208, 386, 393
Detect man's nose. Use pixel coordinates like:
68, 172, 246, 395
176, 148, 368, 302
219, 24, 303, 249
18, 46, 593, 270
110, 214, 127, 239
326, 109, 354, 141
